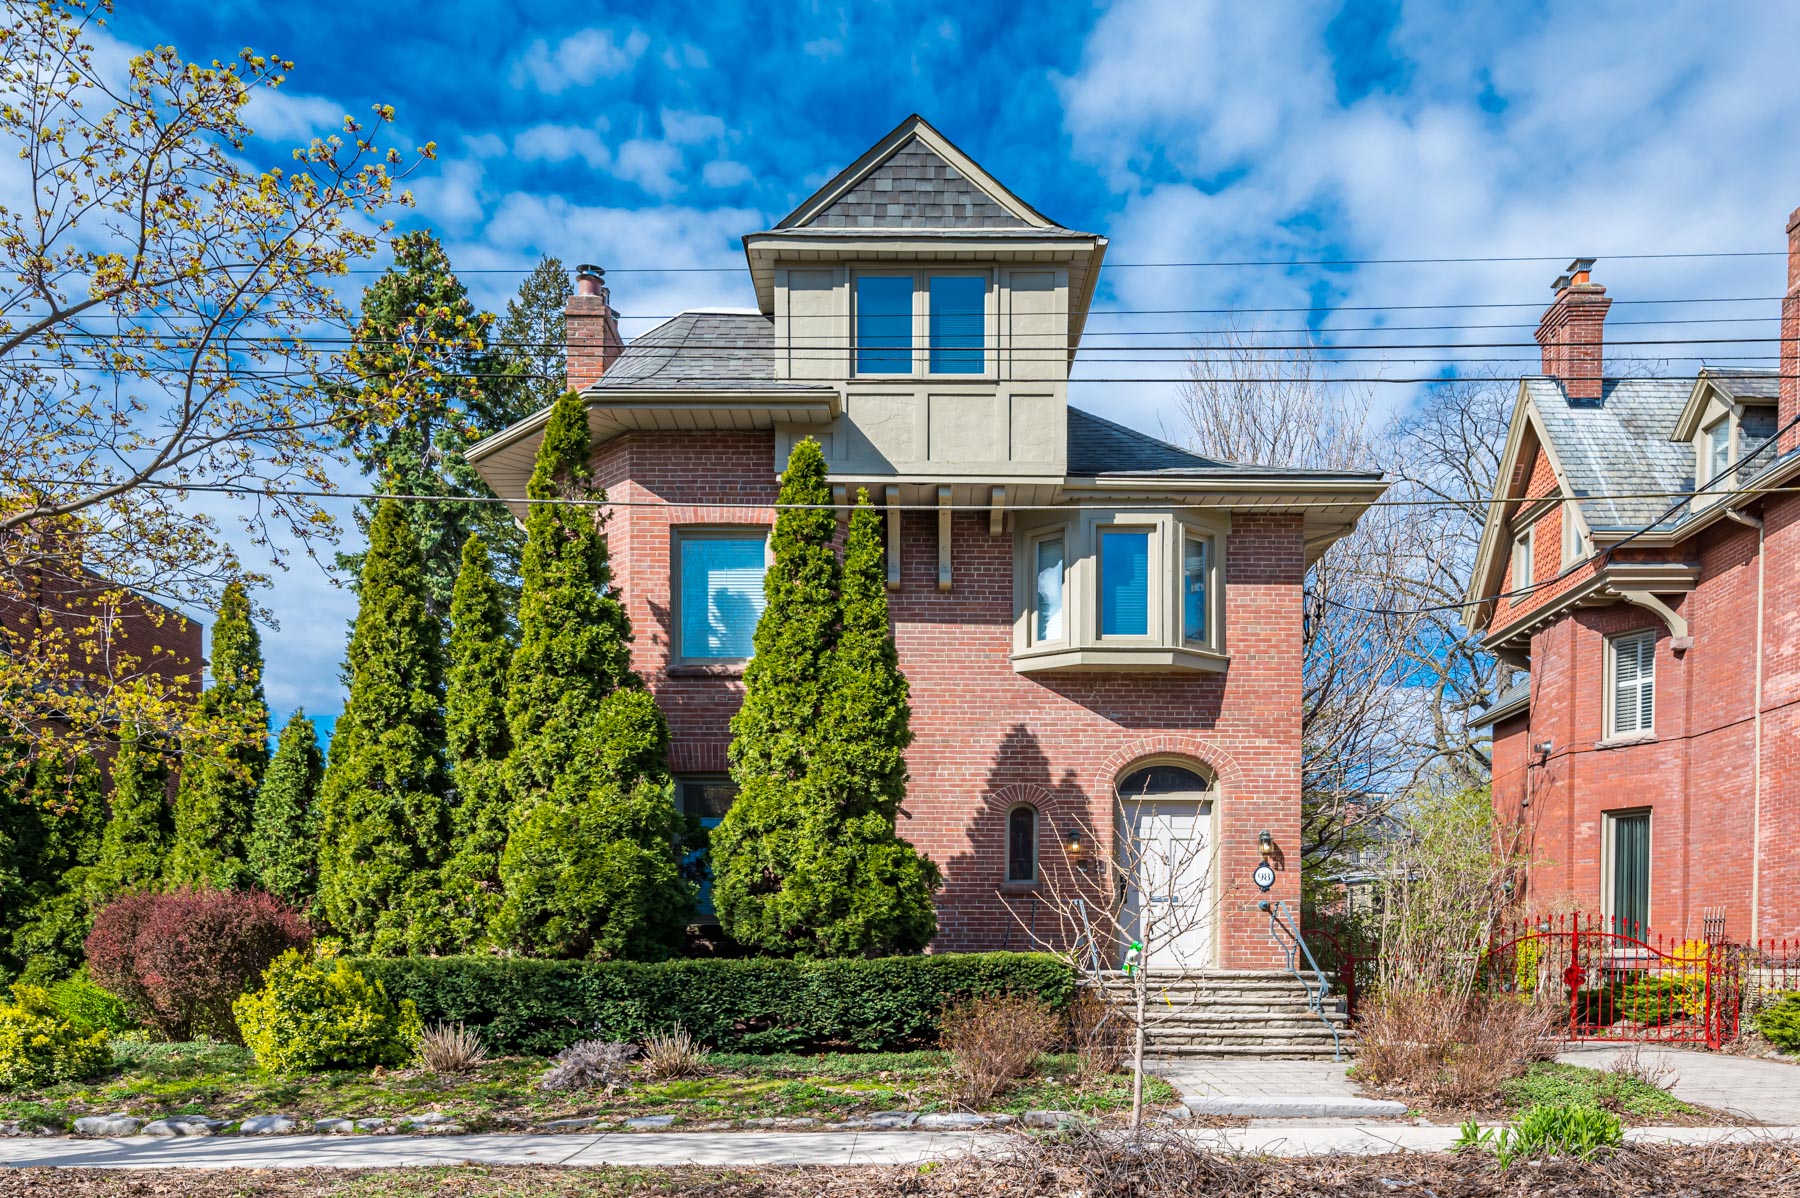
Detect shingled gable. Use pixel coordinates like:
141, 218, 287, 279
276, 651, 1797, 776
775, 114, 1063, 232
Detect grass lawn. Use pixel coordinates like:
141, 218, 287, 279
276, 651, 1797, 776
0, 1039, 1178, 1132
1358, 1060, 1732, 1127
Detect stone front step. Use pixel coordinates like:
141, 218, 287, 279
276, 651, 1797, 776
1087, 969, 1351, 1059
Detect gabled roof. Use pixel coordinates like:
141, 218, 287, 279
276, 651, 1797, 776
774, 115, 1070, 232
588, 311, 832, 393
1524, 376, 1694, 532
1672, 366, 1780, 441
1067, 407, 1384, 482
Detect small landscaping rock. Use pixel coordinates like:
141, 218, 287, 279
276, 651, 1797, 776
868, 1111, 919, 1127
1023, 1109, 1084, 1128
915, 1112, 990, 1129
141, 1117, 223, 1138
239, 1115, 299, 1135
623, 1115, 677, 1130
314, 1118, 356, 1134
354, 1118, 391, 1132
399, 1112, 451, 1128
543, 1117, 606, 1131
1168, 1105, 1194, 1120
775, 1117, 817, 1127
73, 1115, 142, 1137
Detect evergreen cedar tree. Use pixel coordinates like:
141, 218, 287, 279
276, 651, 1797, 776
495, 256, 575, 423
493, 391, 692, 960
439, 533, 515, 950
167, 582, 269, 890
712, 442, 941, 958
314, 498, 453, 955
336, 231, 540, 615
86, 733, 174, 911
248, 711, 325, 909
0, 753, 103, 981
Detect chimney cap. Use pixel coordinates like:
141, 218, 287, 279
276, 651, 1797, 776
1566, 256, 1597, 274
1550, 274, 1571, 294
576, 263, 605, 280
574, 263, 606, 298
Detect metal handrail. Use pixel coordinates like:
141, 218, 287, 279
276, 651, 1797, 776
1259, 898, 1343, 1060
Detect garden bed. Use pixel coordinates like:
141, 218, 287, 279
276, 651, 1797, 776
0, 1039, 1179, 1135
1357, 1060, 1746, 1128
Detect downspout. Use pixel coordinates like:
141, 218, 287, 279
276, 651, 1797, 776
1725, 506, 1765, 942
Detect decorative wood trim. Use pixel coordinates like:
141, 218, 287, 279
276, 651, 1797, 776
989, 485, 1006, 536
937, 485, 953, 592
884, 484, 901, 591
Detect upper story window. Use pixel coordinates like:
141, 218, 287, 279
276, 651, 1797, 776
675, 529, 768, 662
1703, 418, 1731, 483
1560, 508, 1584, 568
853, 270, 990, 376
1511, 525, 1534, 591
1099, 528, 1152, 637
1607, 629, 1655, 738
1182, 533, 1210, 644
1032, 532, 1065, 644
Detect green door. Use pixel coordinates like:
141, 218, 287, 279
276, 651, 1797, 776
1611, 812, 1650, 940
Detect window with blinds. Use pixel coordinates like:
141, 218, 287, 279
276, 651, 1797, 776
928, 275, 986, 373
677, 534, 767, 661
1609, 629, 1656, 736
1608, 811, 1651, 939
1099, 529, 1151, 637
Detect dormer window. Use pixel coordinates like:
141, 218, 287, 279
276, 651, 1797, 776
853, 270, 990, 377
1703, 418, 1731, 484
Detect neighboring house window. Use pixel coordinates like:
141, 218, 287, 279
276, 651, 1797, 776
1560, 508, 1583, 568
1511, 526, 1534, 592
1605, 809, 1651, 939
1099, 528, 1152, 637
1607, 629, 1656, 737
1182, 534, 1210, 644
1006, 805, 1038, 883
676, 531, 767, 661
928, 275, 986, 374
677, 775, 739, 919
1704, 418, 1731, 483
1032, 533, 1065, 643
855, 274, 914, 374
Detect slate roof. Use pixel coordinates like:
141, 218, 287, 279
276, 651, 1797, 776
1703, 367, 1781, 401
588, 311, 830, 392
1067, 407, 1383, 481
800, 135, 1032, 230
1525, 377, 1697, 532
1471, 678, 1530, 728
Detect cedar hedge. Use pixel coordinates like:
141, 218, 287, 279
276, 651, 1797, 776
351, 952, 1074, 1054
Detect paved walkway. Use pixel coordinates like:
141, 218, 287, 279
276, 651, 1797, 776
3, 1125, 1797, 1169
1150, 1057, 1406, 1118
1556, 1045, 1800, 1124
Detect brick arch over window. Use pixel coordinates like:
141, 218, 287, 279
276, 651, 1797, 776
1096, 735, 1246, 799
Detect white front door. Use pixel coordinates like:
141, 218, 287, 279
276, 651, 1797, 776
1118, 797, 1213, 970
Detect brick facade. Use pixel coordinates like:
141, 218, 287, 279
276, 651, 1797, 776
593, 429, 1306, 968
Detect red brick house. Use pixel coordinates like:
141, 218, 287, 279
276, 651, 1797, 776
1467, 208, 1800, 944
470, 116, 1386, 972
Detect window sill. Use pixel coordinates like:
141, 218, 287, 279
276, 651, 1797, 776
1595, 732, 1657, 750
666, 663, 747, 679
1010, 644, 1228, 675
999, 880, 1043, 893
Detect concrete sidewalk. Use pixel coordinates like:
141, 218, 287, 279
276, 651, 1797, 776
4, 1125, 1795, 1169
1150, 1057, 1408, 1118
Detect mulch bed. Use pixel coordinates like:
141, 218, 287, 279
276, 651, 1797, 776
5, 1136, 1800, 1197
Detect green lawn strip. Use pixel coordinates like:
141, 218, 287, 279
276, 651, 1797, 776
1499, 1062, 1699, 1118
0, 1044, 1167, 1130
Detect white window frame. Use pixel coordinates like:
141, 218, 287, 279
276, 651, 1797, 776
1702, 416, 1732, 484
850, 267, 995, 379
670, 526, 771, 665
1560, 506, 1584, 568
1026, 527, 1068, 647
1605, 628, 1657, 739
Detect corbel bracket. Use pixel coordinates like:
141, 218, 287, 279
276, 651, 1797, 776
1618, 590, 1691, 648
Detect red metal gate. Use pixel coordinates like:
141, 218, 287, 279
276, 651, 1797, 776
1484, 913, 1735, 1049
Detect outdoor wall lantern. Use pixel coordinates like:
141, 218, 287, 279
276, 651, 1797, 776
1258, 829, 1276, 862
1064, 825, 1086, 856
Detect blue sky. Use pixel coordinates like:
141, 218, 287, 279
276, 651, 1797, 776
106, 0, 1800, 723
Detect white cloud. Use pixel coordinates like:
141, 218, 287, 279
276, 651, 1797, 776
513, 123, 613, 170
701, 159, 753, 189
510, 26, 650, 94
660, 108, 727, 146
242, 87, 348, 145
613, 138, 685, 197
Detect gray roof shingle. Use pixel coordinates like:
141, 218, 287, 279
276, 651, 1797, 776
589, 312, 830, 392
1067, 407, 1383, 481
1525, 377, 1696, 531
802, 136, 1036, 230
1703, 367, 1780, 402
1471, 677, 1530, 728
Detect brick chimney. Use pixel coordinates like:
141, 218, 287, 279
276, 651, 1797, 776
566, 263, 623, 394
1535, 257, 1611, 401
1782, 208, 1800, 454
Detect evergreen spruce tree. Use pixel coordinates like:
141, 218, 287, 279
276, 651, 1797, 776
493, 392, 690, 959
248, 711, 325, 908
0, 752, 105, 981
167, 582, 268, 889
493, 255, 573, 420
337, 231, 530, 614
315, 499, 452, 954
439, 534, 513, 950
712, 452, 941, 956
85, 732, 173, 909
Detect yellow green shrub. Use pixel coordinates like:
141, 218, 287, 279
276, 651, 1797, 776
233, 949, 421, 1073
0, 984, 112, 1090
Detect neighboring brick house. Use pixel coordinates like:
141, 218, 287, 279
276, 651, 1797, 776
1467, 209, 1800, 944
471, 116, 1386, 969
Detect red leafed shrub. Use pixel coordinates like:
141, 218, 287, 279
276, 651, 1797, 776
85, 888, 311, 1042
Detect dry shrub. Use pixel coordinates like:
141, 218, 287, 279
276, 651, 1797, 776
1603, 1043, 1677, 1093
1065, 989, 1127, 1082
640, 1027, 709, 1080
1355, 989, 1560, 1107
939, 991, 1060, 1105
539, 1038, 637, 1092
417, 1021, 487, 1074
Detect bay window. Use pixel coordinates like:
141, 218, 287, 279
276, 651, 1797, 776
1032, 533, 1065, 644
1099, 529, 1152, 637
